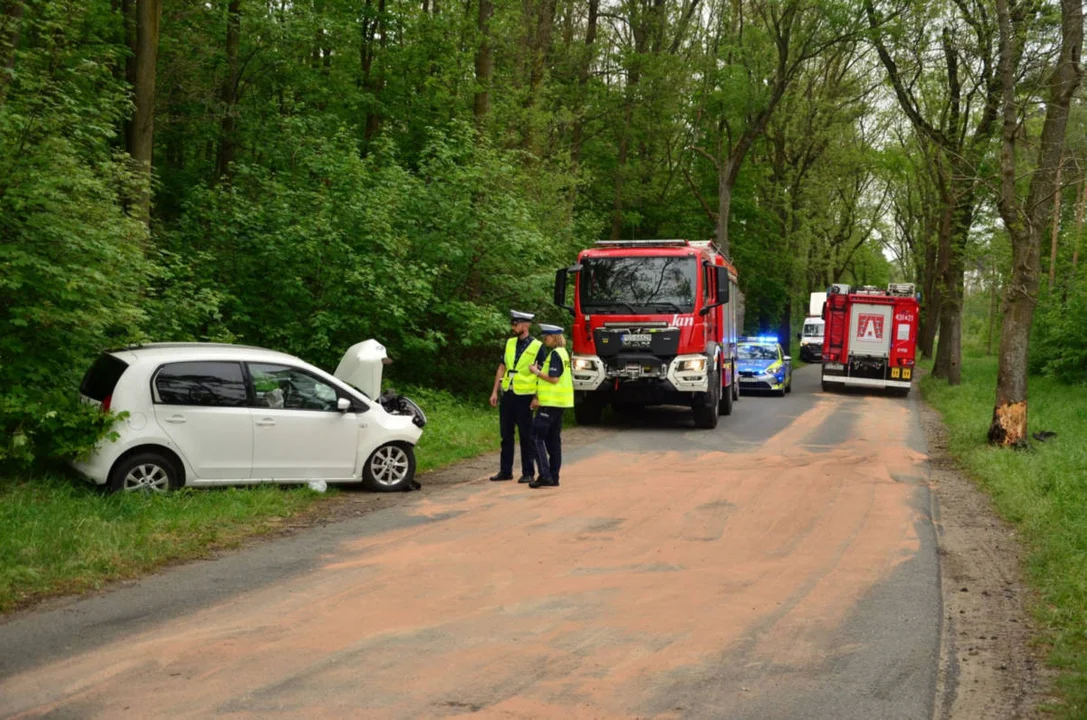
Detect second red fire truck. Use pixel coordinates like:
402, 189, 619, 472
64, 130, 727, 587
820, 283, 920, 396
553, 239, 741, 429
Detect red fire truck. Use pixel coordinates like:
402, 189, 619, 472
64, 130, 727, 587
553, 239, 741, 429
820, 283, 920, 396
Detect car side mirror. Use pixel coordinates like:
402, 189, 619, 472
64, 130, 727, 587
337, 397, 351, 412
784, 356, 792, 362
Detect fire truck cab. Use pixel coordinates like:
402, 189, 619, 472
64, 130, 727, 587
553, 240, 741, 429
820, 283, 920, 396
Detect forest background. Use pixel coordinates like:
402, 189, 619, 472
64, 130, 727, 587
0, 0, 1084, 464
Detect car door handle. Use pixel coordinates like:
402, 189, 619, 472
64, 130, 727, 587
164, 415, 187, 424
255, 418, 276, 427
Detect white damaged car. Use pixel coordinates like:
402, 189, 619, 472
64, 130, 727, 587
74, 340, 426, 493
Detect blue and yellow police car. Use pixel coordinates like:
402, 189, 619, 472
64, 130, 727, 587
737, 336, 792, 397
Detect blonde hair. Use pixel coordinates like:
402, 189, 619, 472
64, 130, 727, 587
544, 333, 566, 348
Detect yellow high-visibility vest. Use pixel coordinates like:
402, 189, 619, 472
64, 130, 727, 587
502, 337, 542, 395
535, 347, 574, 408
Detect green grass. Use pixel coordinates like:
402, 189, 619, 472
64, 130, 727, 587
922, 354, 1087, 717
0, 388, 495, 613
406, 386, 497, 473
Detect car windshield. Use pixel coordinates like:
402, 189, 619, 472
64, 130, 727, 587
579, 255, 697, 313
803, 323, 824, 337
739, 344, 778, 360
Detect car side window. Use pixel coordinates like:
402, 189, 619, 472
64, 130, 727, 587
248, 363, 341, 412
154, 361, 249, 407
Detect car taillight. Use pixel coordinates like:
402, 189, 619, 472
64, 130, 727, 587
102, 395, 112, 412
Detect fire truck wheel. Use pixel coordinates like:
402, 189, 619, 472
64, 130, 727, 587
693, 372, 720, 429
821, 379, 839, 393
574, 399, 603, 425
718, 379, 733, 416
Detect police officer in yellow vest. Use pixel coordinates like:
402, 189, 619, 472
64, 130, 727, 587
489, 310, 545, 482
527, 323, 574, 489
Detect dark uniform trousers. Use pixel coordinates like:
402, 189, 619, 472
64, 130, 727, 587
532, 407, 564, 481
499, 391, 536, 477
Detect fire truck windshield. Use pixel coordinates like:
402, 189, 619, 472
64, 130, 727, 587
579, 256, 697, 313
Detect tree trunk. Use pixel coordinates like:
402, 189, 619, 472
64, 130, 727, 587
933, 186, 973, 384
361, 0, 386, 144
715, 161, 734, 257
1048, 157, 1063, 287
919, 205, 947, 358
986, 254, 997, 355
126, 0, 162, 226
473, 0, 493, 126
610, 102, 632, 239
122, 0, 136, 154
215, 0, 241, 182
1073, 177, 1085, 274
522, 0, 556, 151
989, 0, 1083, 446
0, 0, 24, 106
569, 0, 598, 169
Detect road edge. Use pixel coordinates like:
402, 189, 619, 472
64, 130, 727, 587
921, 397, 1054, 719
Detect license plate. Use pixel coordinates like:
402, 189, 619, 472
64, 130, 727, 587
623, 333, 652, 345
825, 362, 844, 371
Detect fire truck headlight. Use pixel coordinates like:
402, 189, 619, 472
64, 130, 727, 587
572, 358, 596, 371
679, 358, 706, 372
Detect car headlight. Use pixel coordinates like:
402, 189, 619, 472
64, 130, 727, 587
761, 361, 781, 376
572, 358, 596, 371
679, 358, 706, 372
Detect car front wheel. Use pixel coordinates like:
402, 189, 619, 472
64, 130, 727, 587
363, 442, 417, 492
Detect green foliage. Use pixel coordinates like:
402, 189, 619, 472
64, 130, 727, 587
0, 0, 149, 467
1031, 276, 1087, 385
923, 356, 1087, 717
160, 121, 561, 387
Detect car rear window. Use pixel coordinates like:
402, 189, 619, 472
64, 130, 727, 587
80, 353, 130, 401
155, 361, 249, 407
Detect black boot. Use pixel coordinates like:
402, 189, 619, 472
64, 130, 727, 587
529, 477, 558, 488
517, 474, 534, 484
489, 472, 513, 481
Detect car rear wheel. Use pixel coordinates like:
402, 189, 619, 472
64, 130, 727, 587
363, 442, 416, 492
109, 451, 180, 493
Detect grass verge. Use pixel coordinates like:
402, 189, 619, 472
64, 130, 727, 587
0, 387, 494, 614
922, 354, 1087, 717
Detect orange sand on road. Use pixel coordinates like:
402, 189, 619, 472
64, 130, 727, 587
1, 394, 928, 719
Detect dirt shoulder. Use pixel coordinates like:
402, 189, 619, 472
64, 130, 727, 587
922, 400, 1053, 719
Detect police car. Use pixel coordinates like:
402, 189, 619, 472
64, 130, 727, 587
737, 336, 792, 397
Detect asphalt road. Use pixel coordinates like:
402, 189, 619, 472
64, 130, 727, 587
0, 366, 940, 719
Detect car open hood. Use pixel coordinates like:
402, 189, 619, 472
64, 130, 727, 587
333, 339, 390, 399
